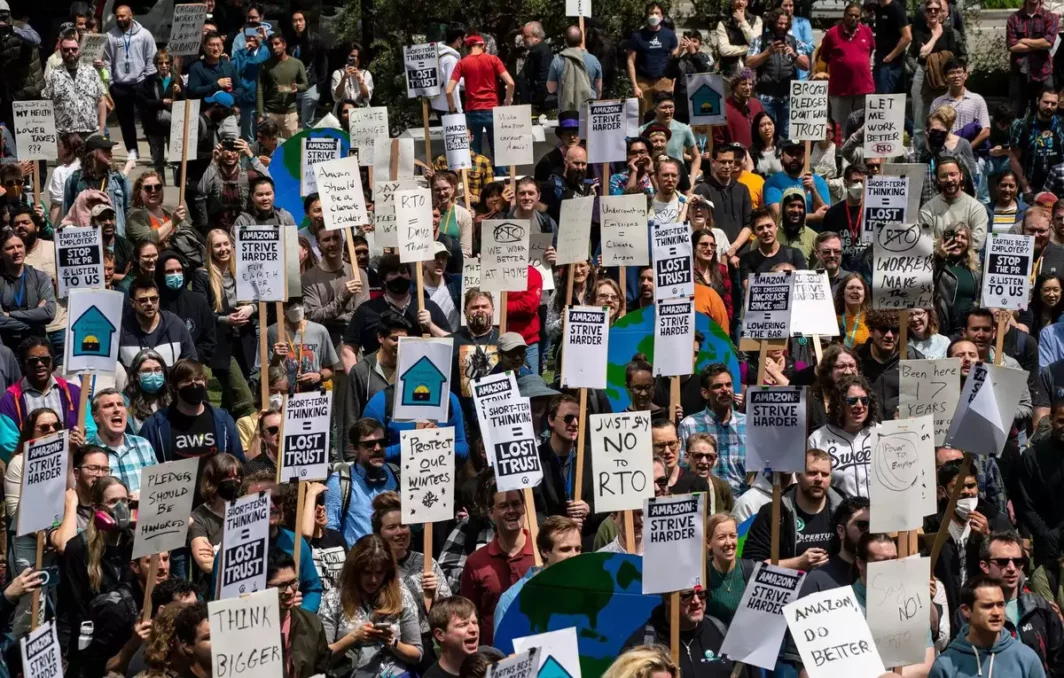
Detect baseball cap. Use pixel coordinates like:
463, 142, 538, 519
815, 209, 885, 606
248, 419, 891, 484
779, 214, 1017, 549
84, 134, 117, 152
205, 91, 235, 108
780, 139, 804, 151
1034, 191, 1058, 208
517, 373, 561, 400
90, 203, 116, 218
465, 34, 485, 47
498, 332, 527, 352
432, 241, 450, 257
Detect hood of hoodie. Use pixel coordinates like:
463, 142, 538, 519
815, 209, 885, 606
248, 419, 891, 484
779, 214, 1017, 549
439, 45, 461, 61
779, 187, 807, 233
155, 250, 187, 302
942, 627, 1033, 678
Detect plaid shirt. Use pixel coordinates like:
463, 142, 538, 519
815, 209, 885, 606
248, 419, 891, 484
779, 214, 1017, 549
88, 432, 157, 494
434, 153, 495, 206
1044, 161, 1064, 197
1007, 7, 1059, 81
678, 408, 748, 494
438, 516, 495, 592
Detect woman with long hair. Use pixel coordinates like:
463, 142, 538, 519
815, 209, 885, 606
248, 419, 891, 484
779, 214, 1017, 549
123, 349, 172, 432
593, 276, 626, 325
291, 481, 346, 592
835, 273, 870, 349
188, 454, 243, 585
692, 229, 732, 320
126, 170, 190, 248
1023, 274, 1064, 336
987, 170, 1028, 235
808, 344, 859, 430
705, 513, 753, 625
431, 170, 473, 257
750, 111, 782, 177
807, 375, 880, 498
117, 240, 159, 292
298, 234, 319, 275
603, 646, 679, 678
320, 534, 423, 677
546, 260, 594, 341
933, 222, 980, 335
625, 355, 667, 417
909, 308, 950, 358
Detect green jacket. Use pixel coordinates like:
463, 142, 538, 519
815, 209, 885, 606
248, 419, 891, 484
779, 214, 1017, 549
285, 606, 331, 678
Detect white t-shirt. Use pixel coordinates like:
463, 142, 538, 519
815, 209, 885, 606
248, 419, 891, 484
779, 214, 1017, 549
330, 68, 374, 106
47, 158, 80, 205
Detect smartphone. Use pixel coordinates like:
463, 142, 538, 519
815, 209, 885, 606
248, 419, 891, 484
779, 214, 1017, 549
221, 137, 238, 151
347, 55, 357, 67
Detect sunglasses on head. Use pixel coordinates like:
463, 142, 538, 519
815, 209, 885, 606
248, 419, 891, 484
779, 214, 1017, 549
845, 395, 870, 406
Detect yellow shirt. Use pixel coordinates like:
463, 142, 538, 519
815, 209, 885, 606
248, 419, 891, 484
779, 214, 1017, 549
738, 171, 764, 210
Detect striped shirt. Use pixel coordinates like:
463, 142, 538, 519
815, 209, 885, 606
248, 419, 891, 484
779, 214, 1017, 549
928, 90, 990, 135
88, 432, 157, 494
20, 377, 66, 423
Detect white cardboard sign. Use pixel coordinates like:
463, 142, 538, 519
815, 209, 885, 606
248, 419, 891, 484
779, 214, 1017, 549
18, 431, 68, 537
209, 589, 283, 678
945, 362, 1028, 457
400, 427, 455, 524
873, 223, 934, 310
982, 233, 1035, 310
132, 458, 197, 558
393, 337, 454, 423
863, 94, 906, 159
55, 226, 104, 298
404, 43, 442, 98
396, 188, 435, 264
443, 113, 472, 170
529, 232, 555, 292
494, 105, 534, 167
12, 100, 58, 161
555, 196, 596, 266
742, 271, 794, 340
301, 136, 342, 196
317, 155, 370, 230
280, 391, 332, 481
79, 34, 108, 66
791, 270, 839, 337
21, 621, 62, 678
898, 359, 962, 447
488, 649, 538, 678
561, 305, 609, 389
865, 557, 933, 668
167, 3, 208, 56
784, 586, 886, 678
513, 628, 582, 678
643, 493, 704, 594
600, 194, 650, 266
372, 178, 420, 248
219, 492, 271, 599
167, 98, 200, 162
590, 412, 654, 513
869, 416, 937, 533
721, 563, 806, 670
348, 107, 389, 167
65, 289, 123, 373
789, 80, 828, 141
747, 386, 807, 473
235, 225, 285, 302
460, 258, 501, 326
687, 73, 727, 126
654, 297, 695, 377
652, 221, 694, 302
481, 219, 531, 293
566, 0, 592, 16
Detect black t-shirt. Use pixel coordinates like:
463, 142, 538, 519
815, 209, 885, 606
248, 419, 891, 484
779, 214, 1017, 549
422, 662, 459, 678
170, 408, 218, 460
629, 26, 679, 79
343, 295, 450, 355
793, 504, 832, 556
874, 0, 909, 61
738, 244, 807, 279
821, 201, 869, 273
1035, 359, 1064, 407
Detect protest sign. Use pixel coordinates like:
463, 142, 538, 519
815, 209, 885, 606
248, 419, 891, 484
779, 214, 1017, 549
721, 564, 806, 670
482, 396, 543, 492
790, 270, 838, 337
21, 621, 61, 678
132, 458, 197, 558
167, 4, 207, 56
869, 416, 936, 532
785, 587, 885, 678
372, 136, 416, 180
404, 43, 442, 98
372, 178, 420, 248
644, 493, 704, 594
12, 101, 57, 161
167, 98, 200, 162
487, 648, 538, 678
652, 221, 694, 302
471, 372, 520, 427
863, 175, 908, 244
17, 431, 67, 537
883, 163, 926, 224
301, 137, 341, 195
590, 412, 654, 513
982, 233, 1035, 310
79, 33, 108, 65
401, 427, 455, 524
742, 271, 794, 339
561, 306, 609, 389
866, 557, 933, 667
443, 114, 472, 170
654, 297, 695, 376
494, 106, 534, 167
899, 358, 961, 446
789, 80, 828, 141
317, 156, 369, 230
55, 226, 104, 298
348, 107, 389, 167
281, 391, 332, 481
946, 362, 1028, 456
529, 232, 555, 292
555, 195, 596, 265
209, 589, 283, 678
687, 73, 726, 125
235, 225, 285, 302
566, 0, 592, 15
872, 223, 934, 310
588, 99, 638, 163
219, 492, 270, 599
512, 627, 582, 678
481, 219, 531, 292
396, 188, 435, 263
863, 94, 906, 158
65, 289, 123, 373
394, 337, 454, 423
600, 194, 650, 266
460, 258, 501, 326
747, 386, 807, 472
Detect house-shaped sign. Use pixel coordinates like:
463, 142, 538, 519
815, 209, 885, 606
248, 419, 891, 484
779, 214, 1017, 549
71, 305, 116, 358
691, 82, 722, 119
399, 356, 447, 408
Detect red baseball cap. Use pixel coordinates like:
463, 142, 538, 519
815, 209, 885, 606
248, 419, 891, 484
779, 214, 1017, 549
465, 34, 485, 46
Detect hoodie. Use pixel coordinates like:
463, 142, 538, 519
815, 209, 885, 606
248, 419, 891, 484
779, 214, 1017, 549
432, 45, 463, 113
103, 20, 157, 85
777, 187, 817, 262
950, 589, 1064, 675
693, 175, 753, 245
155, 251, 217, 366
118, 309, 198, 370
930, 627, 1046, 678
745, 484, 845, 562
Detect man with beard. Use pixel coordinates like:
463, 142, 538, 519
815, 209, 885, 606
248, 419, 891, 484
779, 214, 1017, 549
1018, 400, 1064, 567
746, 449, 839, 571
635, 267, 655, 309
303, 223, 369, 348
100, 5, 154, 160
43, 34, 106, 137
90, 204, 133, 288
450, 289, 499, 409
1011, 88, 1064, 200
694, 144, 752, 256
326, 418, 398, 547
544, 145, 598, 228
776, 187, 817, 261
62, 134, 133, 237
350, 235, 381, 297
764, 140, 830, 225
820, 163, 868, 277
919, 158, 989, 251
738, 207, 807, 283
266, 548, 331, 676
118, 280, 197, 370
679, 364, 747, 494
534, 111, 581, 182
857, 309, 923, 418
15, 206, 69, 364
233, 175, 296, 227
533, 395, 593, 540
801, 496, 870, 593
195, 135, 268, 232
813, 232, 851, 296
746, 9, 807, 139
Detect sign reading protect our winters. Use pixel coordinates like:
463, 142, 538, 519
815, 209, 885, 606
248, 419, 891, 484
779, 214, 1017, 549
982, 233, 1035, 310
235, 225, 285, 302
280, 391, 332, 481
219, 492, 271, 599
404, 43, 442, 98
400, 427, 455, 524
55, 226, 104, 298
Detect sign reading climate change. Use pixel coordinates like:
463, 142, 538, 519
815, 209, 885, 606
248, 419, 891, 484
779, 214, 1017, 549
235, 225, 285, 301
281, 391, 332, 481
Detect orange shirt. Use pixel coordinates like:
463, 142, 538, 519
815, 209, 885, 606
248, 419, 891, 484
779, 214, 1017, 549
695, 285, 730, 332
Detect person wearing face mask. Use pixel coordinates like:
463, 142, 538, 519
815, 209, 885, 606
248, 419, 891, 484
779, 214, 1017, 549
155, 250, 217, 367
123, 349, 172, 433
821, 163, 869, 274
188, 453, 243, 586
450, 288, 499, 410
264, 297, 338, 395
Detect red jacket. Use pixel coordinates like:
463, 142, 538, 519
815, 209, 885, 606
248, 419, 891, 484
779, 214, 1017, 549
506, 266, 543, 346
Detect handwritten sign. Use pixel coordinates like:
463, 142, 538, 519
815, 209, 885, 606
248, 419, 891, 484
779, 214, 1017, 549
742, 271, 794, 340
481, 219, 530, 292
373, 178, 419, 247
561, 306, 608, 389
869, 416, 936, 532
460, 258, 501, 326
55, 226, 104, 298
132, 458, 197, 558
219, 492, 271, 599
898, 358, 961, 446
945, 362, 1028, 457
18, 431, 68, 536
644, 493, 704, 594
864, 94, 905, 158
789, 80, 828, 141
167, 4, 208, 56
721, 563, 806, 670
982, 233, 1034, 310
866, 557, 932, 667
654, 297, 695, 377
748, 386, 806, 473
280, 391, 331, 481
209, 589, 283, 678
883, 164, 927, 226
12, 101, 57, 161
863, 175, 908, 244
317, 156, 369, 230
872, 223, 934, 310
600, 194, 649, 266
79, 33, 107, 65
167, 98, 200, 162
401, 427, 455, 524
396, 188, 435, 263
21, 621, 61, 678
494, 105, 534, 167
348, 107, 389, 167
652, 221, 694, 302
235, 225, 285, 302
487, 648, 539, 678
590, 412, 654, 513
443, 113, 472, 170
791, 270, 839, 337
566, 0, 592, 16
529, 232, 555, 292
404, 43, 441, 98
587, 99, 637, 164
301, 137, 341, 196
784, 587, 886, 678
555, 196, 595, 265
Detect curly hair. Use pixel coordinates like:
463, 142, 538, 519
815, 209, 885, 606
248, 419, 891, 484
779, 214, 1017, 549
864, 308, 900, 332
827, 374, 880, 430
142, 601, 188, 668
813, 344, 860, 402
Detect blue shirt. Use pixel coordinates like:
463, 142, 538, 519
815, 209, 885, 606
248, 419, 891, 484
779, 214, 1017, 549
791, 17, 815, 79
763, 171, 831, 212
325, 461, 398, 549
361, 390, 471, 464
1040, 321, 1064, 368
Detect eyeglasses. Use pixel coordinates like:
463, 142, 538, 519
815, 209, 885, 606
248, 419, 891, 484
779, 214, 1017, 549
989, 557, 1025, 569
2, 180, 19, 188
679, 589, 708, 602
25, 356, 51, 367
596, 293, 619, 302
653, 440, 681, 451
653, 476, 669, 488
60, 47, 79, 53
142, 184, 162, 193
264, 426, 279, 435
845, 395, 870, 406
272, 578, 300, 592
135, 295, 160, 305
79, 464, 112, 474
819, 248, 842, 256
359, 438, 385, 448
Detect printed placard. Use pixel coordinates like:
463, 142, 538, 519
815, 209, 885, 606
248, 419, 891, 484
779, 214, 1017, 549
372, 178, 420, 248
219, 492, 271, 599
784, 587, 885, 678
601, 194, 649, 266
167, 3, 208, 56
789, 80, 828, 141
460, 258, 501, 326
982, 233, 1035, 310
18, 431, 68, 536
687, 72, 726, 126
529, 232, 555, 292
317, 155, 369, 230
301, 137, 342, 196
866, 557, 933, 667
872, 223, 934, 310
643, 493, 705, 594
348, 106, 389, 167
720, 564, 806, 670
12, 100, 57, 161
394, 337, 454, 423
791, 270, 839, 337
588, 99, 634, 164
747, 386, 806, 473
167, 98, 200, 162
481, 219, 530, 293
561, 306, 609, 389
654, 297, 695, 377
21, 621, 61, 678
404, 43, 441, 98
235, 225, 285, 302
401, 427, 455, 524
471, 372, 520, 430
863, 94, 905, 158
494, 105, 534, 167
566, 0, 592, 16
396, 188, 435, 263
945, 362, 1028, 457
55, 226, 104, 298
869, 416, 936, 533
443, 113, 472, 170
280, 391, 332, 481
512, 628, 581, 678
482, 395, 543, 492
883, 163, 927, 226
65, 289, 123, 373
487, 648, 539, 678
898, 358, 961, 446
209, 589, 283, 678
79, 33, 108, 66
132, 457, 197, 558
742, 271, 794, 339
652, 221, 694, 302
590, 412, 654, 513
863, 175, 908, 244
555, 196, 595, 265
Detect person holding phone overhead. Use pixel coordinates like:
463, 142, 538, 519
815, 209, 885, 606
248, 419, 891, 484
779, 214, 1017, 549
332, 43, 374, 107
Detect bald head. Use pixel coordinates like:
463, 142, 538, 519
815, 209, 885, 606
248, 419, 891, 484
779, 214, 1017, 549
565, 145, 587, 164
935, 446, 963, 468
565, 26, 584, 47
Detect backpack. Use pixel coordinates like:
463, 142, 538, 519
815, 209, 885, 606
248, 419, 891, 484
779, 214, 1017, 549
333, 384, 402, 525
171, 226, 207, 269
557, 48, 596, 113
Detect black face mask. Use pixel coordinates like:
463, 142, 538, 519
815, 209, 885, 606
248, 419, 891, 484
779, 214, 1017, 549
385, 276, 412, 296
179, 383, 207, 405
217, 478, 242, 502
928, 129, 948, 148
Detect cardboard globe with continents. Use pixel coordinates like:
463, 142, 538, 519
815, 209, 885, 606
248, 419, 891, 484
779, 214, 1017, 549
268, 127, 350, 227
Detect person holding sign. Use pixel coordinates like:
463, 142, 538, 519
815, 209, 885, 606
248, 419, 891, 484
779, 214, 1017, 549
919, 157, 988, 252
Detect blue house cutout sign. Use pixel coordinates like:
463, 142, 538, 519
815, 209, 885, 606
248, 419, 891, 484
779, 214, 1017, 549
400, 356, 447, 408
71, 305, 116, 358
539, 656, 573, 678
691, 83, 722, 119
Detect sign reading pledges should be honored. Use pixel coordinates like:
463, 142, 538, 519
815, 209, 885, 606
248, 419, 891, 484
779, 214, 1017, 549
720, 563, 806, 670
863, 94, 906, 158
133, 457, 197, 558
652, 222, 694, 302
654, 297, 695, 376
873, 223, 934, 309
301, 137, 342, 196
281, 391, 332, 481
785, 587, 885, 678
12, 100, 57, 161
21, 621, 61, 678
863, 175, 908, 244
600, 194, 649, 266
404, 43, 441, 98
55, 226, 104, 298
168, 3, 208, 56
748, 387, 806, 472
317, 155, 369, 231
869, 416, 936, 532
590, 412, 654, 513
743, 272, 794, 339
789, 80, 828, 140
493, 106, 534, 167
219, 492, 271, 599
865, 557, 933, 667
983, 233, 1035, 310
443, 114, 472, 170
644, 493, 704, 594
235, 225, 285, 301
561, 306, 609, 389
899, 358, 961, 446
18, 431, 67, 536
209, 589, 283, 678
401, 427, 455, 524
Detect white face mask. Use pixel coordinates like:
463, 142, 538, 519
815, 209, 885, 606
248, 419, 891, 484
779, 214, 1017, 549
269, 393, 284, 410
286, 305, 305, 323
647, 14, 662, 25
847, 181, 864, 201
954, 496, 978, 521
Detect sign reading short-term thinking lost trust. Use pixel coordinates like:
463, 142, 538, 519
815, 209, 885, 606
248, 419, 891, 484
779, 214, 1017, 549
480, 395, 542, 493
404, 43, 441, 98
281, 391, 332, 482
652, 222, 694, 302
219, 492, 271, 599
982, 233, 1034, 311
561, 306, 609, 389
643, 493, 704, 595
863, 175, 908, 244
720, 563, 806, 670
743, 271, 793, 339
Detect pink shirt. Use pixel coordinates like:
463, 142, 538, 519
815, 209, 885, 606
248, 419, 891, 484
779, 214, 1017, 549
819, 24, 875, 98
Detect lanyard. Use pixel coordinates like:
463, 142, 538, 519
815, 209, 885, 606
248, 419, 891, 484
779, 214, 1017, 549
845, 312, 862, 348
286, 322, 306, 375
12, 269, 25, 308
844, 202, 861, 242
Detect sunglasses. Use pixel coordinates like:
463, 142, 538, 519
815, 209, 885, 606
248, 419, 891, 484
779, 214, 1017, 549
562, 413, 578, 425
679, 589, 708, 602
26, 356, 51, 367
989, 557, 1025, 569
873, 326, 900, 334
846, 395, 870, 406
136, 295, 160, 304
654, 476, 669, 488
36, 423, 59, 433
359, 438, 385, 448
854, 520, 870, 531
264, 426, 279, 435
142, 184, 163, 193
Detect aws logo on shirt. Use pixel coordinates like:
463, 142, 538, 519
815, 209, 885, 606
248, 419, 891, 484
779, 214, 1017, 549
176, 432, 218, 456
